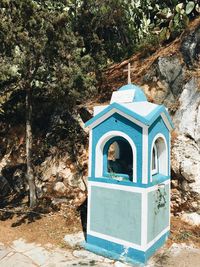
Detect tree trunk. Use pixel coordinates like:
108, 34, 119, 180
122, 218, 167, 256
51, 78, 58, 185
26, 87, 37, 208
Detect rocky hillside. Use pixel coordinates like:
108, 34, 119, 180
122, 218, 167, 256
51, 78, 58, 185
101, 17, 200, 215
0, 18, 199, 217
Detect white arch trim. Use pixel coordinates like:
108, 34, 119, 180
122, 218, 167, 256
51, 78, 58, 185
150, 133, 168, 182
95, 131, 137, 182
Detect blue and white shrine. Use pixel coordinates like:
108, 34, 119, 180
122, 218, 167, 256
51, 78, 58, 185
84, 74, 174, 264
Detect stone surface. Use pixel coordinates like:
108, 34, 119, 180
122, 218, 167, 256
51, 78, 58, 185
171, 135, 200, 193
37, 153, 86, 193
53, 182, 67, 194
73, 249, 106, 261
142, 54, 200, 214
24, 246, 50, 266
0, 246, 12, 261
157, 56, 184, 96
0, 238, 200, 267
147, 243, 200, 267
12, 239, 37, 253
63, 231, 85, 248
171, 78, 200, 198
43, 250, 72, 267
40, 155, 74, 185
173, 78, 200, 145
142, 55, 184, 105
181, 212, 200, 226
0, 252, 36, 267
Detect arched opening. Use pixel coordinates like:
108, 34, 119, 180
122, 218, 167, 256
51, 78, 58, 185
95, 131, 137, 182
151, 135, 168, 180
152, 143, 158, 175
103, 137, 133, 181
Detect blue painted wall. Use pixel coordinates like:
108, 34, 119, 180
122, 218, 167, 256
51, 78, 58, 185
91, 112, 143, 183
90, 186, 142, 245
147, 184, 170, 243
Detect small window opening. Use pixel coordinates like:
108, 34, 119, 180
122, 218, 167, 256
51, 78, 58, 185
152, 143, 158, 175
151, 136, 168, 178
104, 137, 133, 181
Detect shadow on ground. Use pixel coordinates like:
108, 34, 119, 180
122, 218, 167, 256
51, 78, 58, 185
77, 197, 87, 240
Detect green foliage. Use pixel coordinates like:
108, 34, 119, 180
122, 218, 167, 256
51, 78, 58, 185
0, 0, 199, 120
0, 0, 97, 117
128, 0, 200, 42
70, 0, 199, 63
71, 0, 136, 64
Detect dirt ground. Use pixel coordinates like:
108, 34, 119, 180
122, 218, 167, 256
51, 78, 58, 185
1, 207, 199, 247
0, 202, 200, 266
0, 207, 82, 249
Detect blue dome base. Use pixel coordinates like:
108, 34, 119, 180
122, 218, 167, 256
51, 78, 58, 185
118, 84, 147, 102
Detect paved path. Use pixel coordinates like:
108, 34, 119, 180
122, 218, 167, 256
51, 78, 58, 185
0, 238, 131, 267
0, 235, 200, 267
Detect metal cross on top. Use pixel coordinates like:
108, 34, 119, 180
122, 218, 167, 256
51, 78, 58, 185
123, 62, 134, 84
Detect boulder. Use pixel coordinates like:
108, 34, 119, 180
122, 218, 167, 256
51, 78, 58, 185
173, 78, 200, 146
171, 78, 200, 197
181, 212, 200, 226
171, 135, 200, 193
143, 55, 200, 213
39, 155, 85, 190
53, 182, 67, 195
157, 56, 184, 96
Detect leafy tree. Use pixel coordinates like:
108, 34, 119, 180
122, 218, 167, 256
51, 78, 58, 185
0, 0, 199, 208
71, 0, 136, 63
0, 0, 96, 207
69, 0, 199, 64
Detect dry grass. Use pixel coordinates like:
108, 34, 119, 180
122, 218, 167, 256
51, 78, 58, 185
168, 216, 200, 248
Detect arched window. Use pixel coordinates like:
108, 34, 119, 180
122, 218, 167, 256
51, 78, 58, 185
103, 137, 133, 181
95, 131, 137, 182
151, 135, 168, 181
152, 143, 158, 175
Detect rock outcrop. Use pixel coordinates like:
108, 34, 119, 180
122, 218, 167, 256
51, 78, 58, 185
142, 55, 200, 213
102, 20, 200, 214
151, 31, 200, 214
0, 19, 199, 215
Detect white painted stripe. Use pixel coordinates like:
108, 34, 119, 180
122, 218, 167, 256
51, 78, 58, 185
146, 179, 170, 193
88, 230, 143, 250
88, 226, 170, 252
89, 106, 172, 132
142, 126, 148, 184
89, 108, 145, 130
88, 130, 92, 177
161, 112, 173, 131
89, 179, 170, 193
89, 181, 143, 193
145, 226, 170, 250
87, 183, 91, 233
141, 191, 148, 247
